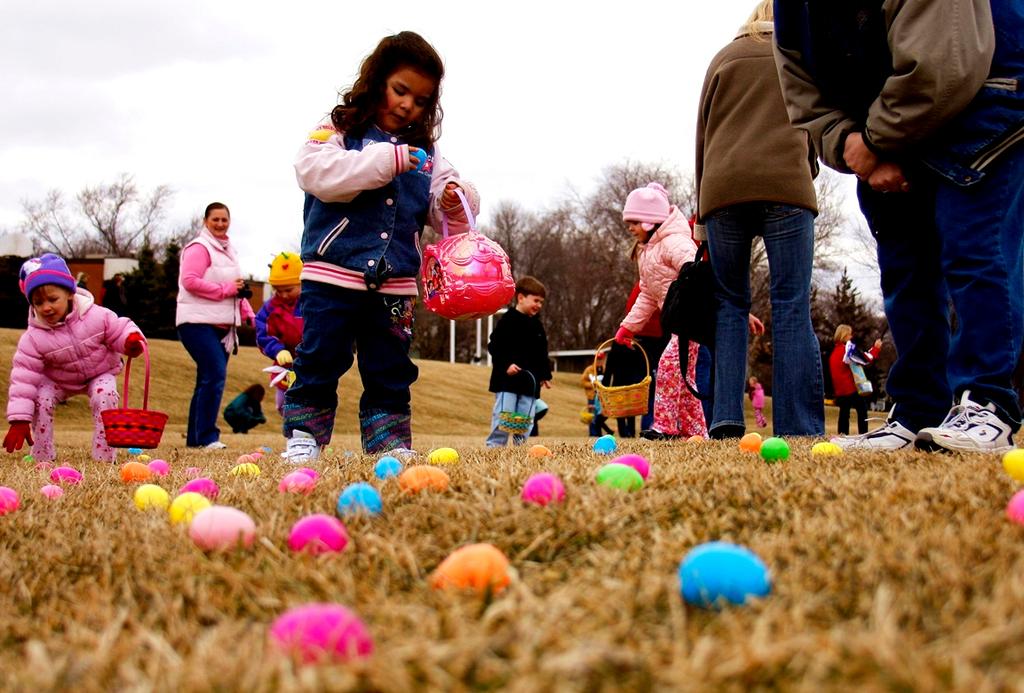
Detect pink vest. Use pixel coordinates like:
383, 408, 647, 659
175, 231, 242, 326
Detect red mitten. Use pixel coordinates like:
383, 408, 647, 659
124, 333, 145, 358
4, 422, 33, 453
614, 326, 634, 347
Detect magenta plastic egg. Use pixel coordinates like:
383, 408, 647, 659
40, 484, 64, 500
288, 514, 349, 555
147, 459, 170, 476
1007, 490, 1024, 525
269, 603, 373, 663
0, 487, 20, 515
521, 473, 566, 506
279, 471, 317, 494
613, 453, 651, 480
179, 477, 220, 500
50, 466, 82, 485
421, 231, 515, 320
189, 506, 256, 551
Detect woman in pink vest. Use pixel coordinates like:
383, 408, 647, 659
175, 202, 255, 449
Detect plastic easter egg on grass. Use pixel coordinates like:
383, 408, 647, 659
40, 484, 64, 500
760, 437, 790, 463
147, 459, 170, 476
128, 447, 143, 456
133, 484, 170, 511
269, 603, 373, 664
179, 477, 220, 500
595, 463, 644, 492
230, 462, 261, 478
1002, 449, 1024, 483
374, 456, 402, 479
612, 453, 650, 480
337, 483, 383, 517
678, 541, 771, 608
739, 432, 763, 453
296, 467, 320, 481
236, 453, 256, 465
811, 442, 843, 457
398, 465, 450, 494
428, 447, 460, 465
430, 543, 511, 594
593, 435, 617, 455
0, 487, 20, 515
50, 466, 82, 485
528, 444, 552, 458
521, 473, 566, 506
260, 446, 273, 454
168, 492, 212, 525
34, 461, 53, 473
1007, 490, 1024, 525
279, 471, 317, 494
288, 514, 349, 554
189, 506, 257, 552
137, 454, 151, 462
687, 435, 705, 444
22, 453, 34, 463
184, 466, 203, 479
120, 461, 153, 483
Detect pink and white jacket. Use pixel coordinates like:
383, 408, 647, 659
620, 206, 699, 334
7, 289, 140, 422
175, 229, 255, 327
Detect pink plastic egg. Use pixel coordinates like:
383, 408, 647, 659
296, 467, 320, 481
521, 473, 566, 506
279, 471, 317, 494
40, 484, 64, 500
185, 466, 203, 478
189, 506, 256, 551
147, 459, 170, 476
288, 514, 349, 555
179, 477, 220, 500
1007, 490, 1024, 525
236, 454, 256, 465
34, 461, 53, 473
0, 487, 20, 515
50, 466, 82, 485
269, 603, 373, 663
613, 453, 651, 480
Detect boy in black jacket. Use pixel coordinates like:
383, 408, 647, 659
486, 276, 553, 447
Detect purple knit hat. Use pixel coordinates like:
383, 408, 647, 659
622, 182, 671, 226
19, 253, 77, 298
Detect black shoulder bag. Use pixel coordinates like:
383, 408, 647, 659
660, 240, 716, 399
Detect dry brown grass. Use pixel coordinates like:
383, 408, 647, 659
1, 329, 1023, 691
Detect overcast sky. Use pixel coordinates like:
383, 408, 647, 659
0, 0, 874, 293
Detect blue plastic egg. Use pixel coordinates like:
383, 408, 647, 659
411, 148, 428, 171
336, 483, 383, 518
678, 541, 771, 608
374, 456, 402, 479
592, 435, 617, 455
128, 447, 143, 456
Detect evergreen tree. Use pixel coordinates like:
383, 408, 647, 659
124, 242, 165, 338
159, 243, 181, 339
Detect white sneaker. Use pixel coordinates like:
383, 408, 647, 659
203, 441, 227, 450
281, 430, 320, 464
831, 420, 917, 451
915, 391, 1016, 453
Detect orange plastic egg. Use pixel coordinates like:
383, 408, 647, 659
528, 444, 552, 458
398, 465, 450, 493
739, 432, 763, 453
430, 543, 511, 594
120, 461, 153, 483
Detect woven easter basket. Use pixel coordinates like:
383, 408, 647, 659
497, 371, 537, 434
593, 339, 651, 418
101, 342, 168, 449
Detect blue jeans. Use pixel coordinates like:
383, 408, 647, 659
178, 323, 230, 447
858, 145, 1024, 430
486, 391, 536, 447
706, 203, 824, 436
696, 344, 713, 426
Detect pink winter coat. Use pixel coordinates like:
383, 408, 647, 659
750, 383, 765, 408
620, 206, 699, 334
7, 289, 140, 422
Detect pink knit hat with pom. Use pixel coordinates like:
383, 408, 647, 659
622, 182, 671, 226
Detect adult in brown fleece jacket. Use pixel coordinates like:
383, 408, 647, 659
695, 0, 823, 440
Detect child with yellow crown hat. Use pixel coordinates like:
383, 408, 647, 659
255, 252, 304, 414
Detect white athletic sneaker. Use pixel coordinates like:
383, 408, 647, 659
203, 441, 227, 450
831, 420, 917, 451
281, 430, 320, 464
915, 391, 1016, 454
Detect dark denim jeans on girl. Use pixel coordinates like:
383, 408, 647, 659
178, 323, 229, 447
706, 203, 824, 436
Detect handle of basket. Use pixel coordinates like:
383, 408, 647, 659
122, 340, 152, 411
593, 338, 650, 378
439, 187, 477, 239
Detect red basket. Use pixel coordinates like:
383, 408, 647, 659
100, 342, 168, 449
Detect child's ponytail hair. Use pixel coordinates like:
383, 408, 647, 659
331, 31, 445, 147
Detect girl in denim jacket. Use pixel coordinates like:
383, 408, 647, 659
282, 31, 479, 462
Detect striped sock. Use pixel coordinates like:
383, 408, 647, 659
282, 402, 335, 447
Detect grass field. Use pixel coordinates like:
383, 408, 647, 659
1, 329, 1023, 690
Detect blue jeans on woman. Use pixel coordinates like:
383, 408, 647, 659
706, 203, 824, 436
178, 323, 230, 447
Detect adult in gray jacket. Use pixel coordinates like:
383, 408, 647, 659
697, 0, 823, 439
774, 0, 1024, 453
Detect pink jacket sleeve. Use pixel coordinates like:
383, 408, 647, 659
425, 144, 480, 234
7, 333, 45, 422
621, 234, 697, 334
240, 299, 256, 324
180, 244, 236, 300
101, 307, 142, 355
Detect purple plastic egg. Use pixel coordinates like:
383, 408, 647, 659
49, 466, 82, 485
613, 453, 651, 480
179, 477, 220, 500
269, 603, 373, 663
521, 472, 566, 506
288, 514, 349, 555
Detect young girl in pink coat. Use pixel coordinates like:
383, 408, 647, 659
748, 376, 767, 428
614, 183, 707, 440
4, 254, 146, 463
